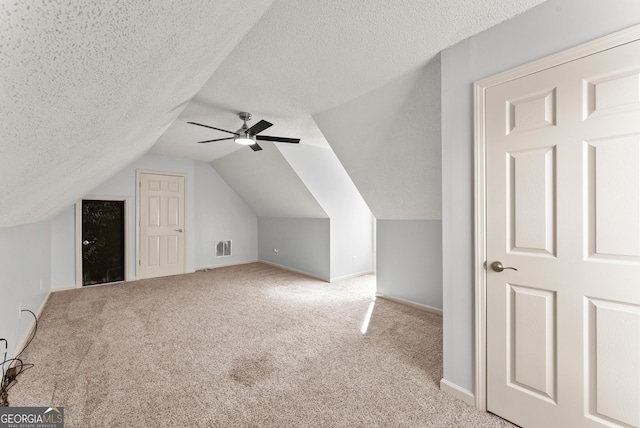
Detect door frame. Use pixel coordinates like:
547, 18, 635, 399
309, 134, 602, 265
473, 23, 640, 411
75, 196, 130, 288
136, 169, 187, 279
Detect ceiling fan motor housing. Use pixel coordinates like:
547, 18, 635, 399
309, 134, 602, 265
237, 112, 252, 136
238, 112, 252, 122
235, 112, 255, 144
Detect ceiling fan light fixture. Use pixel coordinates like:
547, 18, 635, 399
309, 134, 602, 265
234, 134, 255, 145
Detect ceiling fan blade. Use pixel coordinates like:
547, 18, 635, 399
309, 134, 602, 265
249, 142, 263, 152
187, 122, 238, 136
256, 135, 300, 144
197, 137, 235, 144
247, 120, 273, 136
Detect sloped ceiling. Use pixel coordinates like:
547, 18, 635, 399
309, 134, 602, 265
211, 142, 327, 218
0, 0, 274, 227
148, 0, 547, 220
314, 58, 442, 220
1, 0, 547, 227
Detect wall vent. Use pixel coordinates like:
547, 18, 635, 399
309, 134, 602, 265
215, 240, 232, 257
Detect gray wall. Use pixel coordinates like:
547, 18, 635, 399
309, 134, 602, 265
194, 161, 258, 269
441, 0, 640, 394
313, 55, 442, 301
0, 221, 51, 359
258, 217, 330, 281
377, 220, 442, 309
51, 205, 76, 287
278, 144, 374, 280
49, 154, 259, 287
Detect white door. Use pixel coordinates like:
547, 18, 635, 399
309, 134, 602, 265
486, 39, 640, 427
138, 172, 186, 279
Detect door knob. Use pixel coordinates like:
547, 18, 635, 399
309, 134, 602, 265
490, 261, 518, 272
82, 240, 96, 246
174, 229, 183, 233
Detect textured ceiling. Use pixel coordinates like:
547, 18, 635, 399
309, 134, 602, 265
195, 0, 551, 116
154, 0, 548, 162
315, 58, 442, 220
152, 0, 547, 219
1, 0, 547, 227
0, 0, 273, 227
211, 142, 327, 218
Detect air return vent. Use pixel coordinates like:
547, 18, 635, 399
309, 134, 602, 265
216, 241, 231, 257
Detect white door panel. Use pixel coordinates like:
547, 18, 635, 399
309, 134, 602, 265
486, 39, 640, 427
138, 172, 185, 279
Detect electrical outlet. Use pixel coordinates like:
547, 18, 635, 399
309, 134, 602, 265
273, 248, 278, 255
39, 279, 43, 291
352, 256, 357, 264
18, 305, 21, 319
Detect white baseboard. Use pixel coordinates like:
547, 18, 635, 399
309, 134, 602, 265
375, 293, 443, 316
258, 260, 329, 282
330, 270, 375, 283
440, 378, 475, 406
50, 284, 77, 292
12, 290, 51, 362
196, 259, 259, 271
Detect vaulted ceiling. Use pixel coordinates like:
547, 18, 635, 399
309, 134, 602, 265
0, 0, 547, 227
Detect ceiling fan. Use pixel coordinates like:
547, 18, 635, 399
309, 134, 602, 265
187, 112, 300, 152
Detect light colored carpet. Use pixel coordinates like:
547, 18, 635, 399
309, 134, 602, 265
11, 262, 513, 427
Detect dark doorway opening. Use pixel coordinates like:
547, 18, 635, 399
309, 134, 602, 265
81, 200, 125, 286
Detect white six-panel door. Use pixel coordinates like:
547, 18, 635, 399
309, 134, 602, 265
485, 39, 640, 427
137, 172, 186, 279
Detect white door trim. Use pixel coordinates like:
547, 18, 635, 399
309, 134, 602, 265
136, 169, 187, 279
75, 196, 130, 288
473, 23, 640, 411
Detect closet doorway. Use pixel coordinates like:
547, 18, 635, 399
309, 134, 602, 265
76, 197, 129, 286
